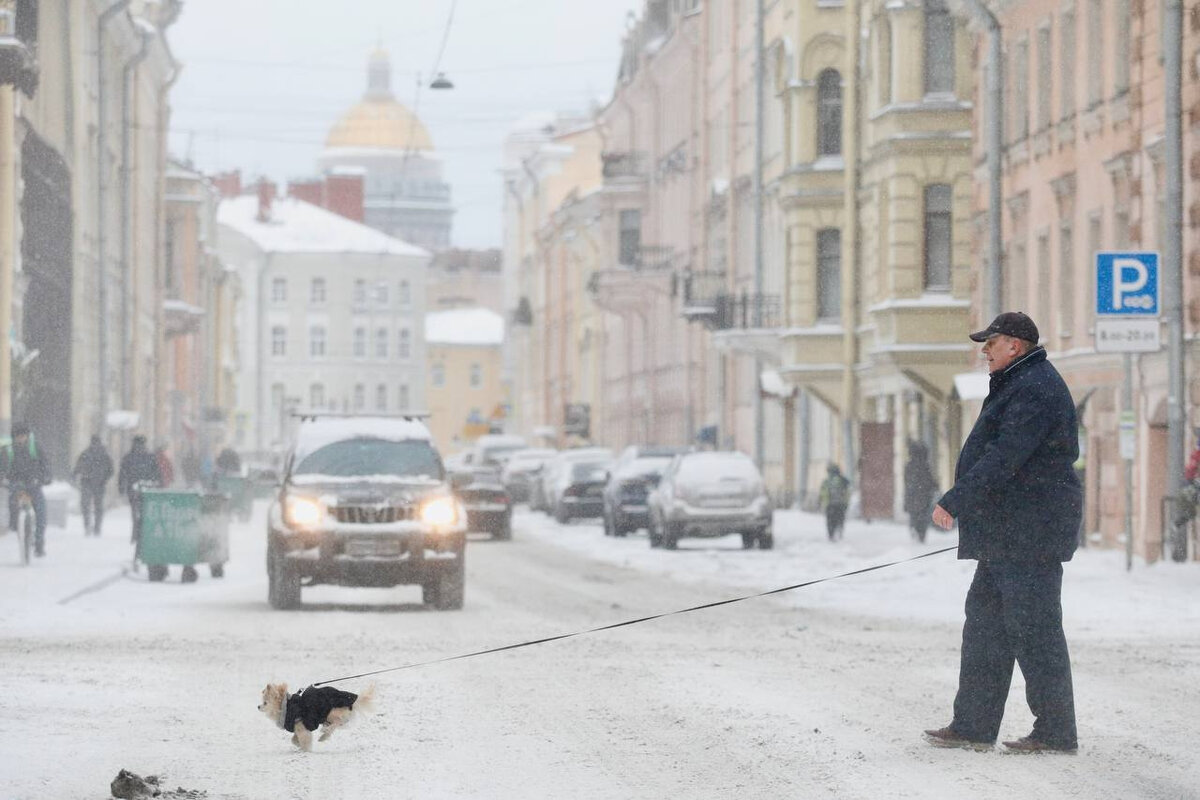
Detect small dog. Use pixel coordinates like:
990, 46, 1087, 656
258, 682, 376, 751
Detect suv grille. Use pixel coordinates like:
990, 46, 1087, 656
329, 505, 415, 524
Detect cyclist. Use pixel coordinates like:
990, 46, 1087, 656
118, 435, 162, 546
1, 422, 51, 557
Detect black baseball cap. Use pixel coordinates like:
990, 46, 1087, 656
968, 311, 1040, 343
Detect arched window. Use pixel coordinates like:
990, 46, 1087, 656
817, 69, 842, 157
817, 228, 842, 320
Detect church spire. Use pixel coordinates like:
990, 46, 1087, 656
366, 47, 392, 100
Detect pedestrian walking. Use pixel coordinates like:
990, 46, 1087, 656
155, 444, 175, 489
818, 464, 850, 542
118, 435, 162, 548
903, 441, 937, 543
1, 422, 51, 556
925, 312, 1081, 754
73, 434, 114, 536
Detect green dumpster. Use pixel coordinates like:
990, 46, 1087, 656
138, 489, 230, 583
216, 474, 253, 522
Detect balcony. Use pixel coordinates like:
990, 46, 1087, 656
618, 244, 675, 272
602, 151, 648, 180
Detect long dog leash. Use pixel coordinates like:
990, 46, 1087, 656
312, 545, 957, 687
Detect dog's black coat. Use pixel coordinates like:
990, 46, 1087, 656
283, 686, 359, 732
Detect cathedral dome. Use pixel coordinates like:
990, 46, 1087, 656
325, 49, 433, 152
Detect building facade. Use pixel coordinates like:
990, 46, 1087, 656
219, 187, 430, 455
424, 308, 506, 453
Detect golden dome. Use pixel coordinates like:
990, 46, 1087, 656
325, 99, 434, 152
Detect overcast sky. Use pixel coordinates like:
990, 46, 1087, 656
167, 0, 642, 249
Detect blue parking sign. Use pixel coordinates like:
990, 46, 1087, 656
1096, 252, 1159, 315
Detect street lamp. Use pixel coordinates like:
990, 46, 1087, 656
429, 71, 454, 90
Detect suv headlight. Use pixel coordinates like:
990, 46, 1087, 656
284, 495, 323, 529
420, 496, 458, 526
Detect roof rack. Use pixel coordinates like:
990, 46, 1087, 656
290, 411, 432, 422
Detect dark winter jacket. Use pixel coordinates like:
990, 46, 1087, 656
938, 347, 1081, 563
118, 443, 162, 497
74, 441, 114, 488
215, 448, 241, 475
903, 450, 937, 517
282, 686, 359, 733
1, 437, 50, 487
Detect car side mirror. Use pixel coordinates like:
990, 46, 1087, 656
449, 471, 473, 489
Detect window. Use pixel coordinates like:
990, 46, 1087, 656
375, 328, 388, 358
1013, 37, 1029, 140
1087, 0, 1103, 107
398, 384, 410, 411
432, 363, 445, 387
816, 228, 842, 320
1059, 222, 1074, 335
310, 277, 326, 304
353, 384, 365, 410
877, 15, 893, 107
1087, 214, 1102, 329
923, 0, 955, 95
1036, 24, 1052, 130
923, 185, 953, 290
271, 277, 287, 303
619, 209, 641, 266
353, 327, 366, 358
817, 70, 842, 157
1037, 232, 1051, 332
376, 385, 388, 411
1009, 242, 1028, 313
1113, 0, 1130, 95
375, 282, 389, 306
271, 325, 287, 357
353, 279, 367, 306
1060, 7, 1076, 119
399, 280, 411, 307
398, 329, 411, 359
309, 325, 326, 357
470, 363, 482, 389
310, 383, 325, 409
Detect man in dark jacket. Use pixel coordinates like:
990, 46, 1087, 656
73, 435, 114, 536
118, 435, 162, 545
925, 312, 1080, 754
1, 422, 50, 556
903, 441, 937, 543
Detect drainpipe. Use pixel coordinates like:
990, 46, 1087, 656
0, 85, 14, 438
753, 0, 766, 470
1164, 0, 1186, 561
958, 0, 1004, 319
154, 59, 181, 450
96, 0, 132, 433
842, 0, 862, 484
119, 26, 151, 420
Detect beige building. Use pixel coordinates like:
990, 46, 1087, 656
425, 308, 506, 454
0, 0, 181, 475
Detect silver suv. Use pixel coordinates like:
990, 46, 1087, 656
267, 416, 468, 610
647, 451, 773, 550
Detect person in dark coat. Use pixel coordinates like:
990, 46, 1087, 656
925, 312, 1080, 754
73, 435, 114, 536
118, 435, 162, 545
903, 441, 937, 543
1, 422, 50, 556
215, 446, 241, 475
818, 464, 850, 542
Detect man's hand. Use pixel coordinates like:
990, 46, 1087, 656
932, 504, 955, 531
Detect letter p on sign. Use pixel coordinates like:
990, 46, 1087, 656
1096, 252, 1159, 316
1112, 258, 1148, 310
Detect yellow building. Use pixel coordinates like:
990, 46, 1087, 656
425, 308, 507, 455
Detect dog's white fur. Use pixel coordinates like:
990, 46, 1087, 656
257, 682, 376, 751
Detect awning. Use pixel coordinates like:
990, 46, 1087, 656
952, 372, 990, 401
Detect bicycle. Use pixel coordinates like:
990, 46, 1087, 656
5, 483, 36, 565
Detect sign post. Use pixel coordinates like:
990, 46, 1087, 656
1095, 252, 1160, 570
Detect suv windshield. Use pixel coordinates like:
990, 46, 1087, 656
293, 438, 443, 480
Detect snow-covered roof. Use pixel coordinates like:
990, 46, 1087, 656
425, 308, 505, 346
217, 195, 428, 257
291, 416, 433, 462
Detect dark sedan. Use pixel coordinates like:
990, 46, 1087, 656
553, 460, 611, 524
602, 456, 673, 536
455, 467, 513, 540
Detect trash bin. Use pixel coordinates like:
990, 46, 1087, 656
215, 474, 252, 522
138, 489, 230, 583
42, 482, 71, 529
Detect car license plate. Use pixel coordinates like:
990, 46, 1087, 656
345, 539, 403, 557
622, 504, 649, 512
469, 502, 508, 512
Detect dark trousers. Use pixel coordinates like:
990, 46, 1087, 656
825, 504, 847, 540
81, 484, 105, 534
8, 486, 47, 552
952, 560, 1078, 748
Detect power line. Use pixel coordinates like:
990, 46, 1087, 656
176, 55, 615, 76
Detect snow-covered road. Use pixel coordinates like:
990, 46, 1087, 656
2, 503, 1198, 798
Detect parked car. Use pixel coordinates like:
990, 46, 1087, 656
501, 448, 556, 503
647, 451, 773, 550
266, 415, 469, 610
534, 447, 613, 513
462, 434, 528, 470
553, 459, 612, 523
602, 455, 675, 536
455, 466, 513, 540
612, 444, 689, 474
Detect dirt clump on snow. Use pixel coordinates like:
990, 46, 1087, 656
110, 769, 207, 799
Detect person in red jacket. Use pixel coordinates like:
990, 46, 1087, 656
155, 445, 175, 489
